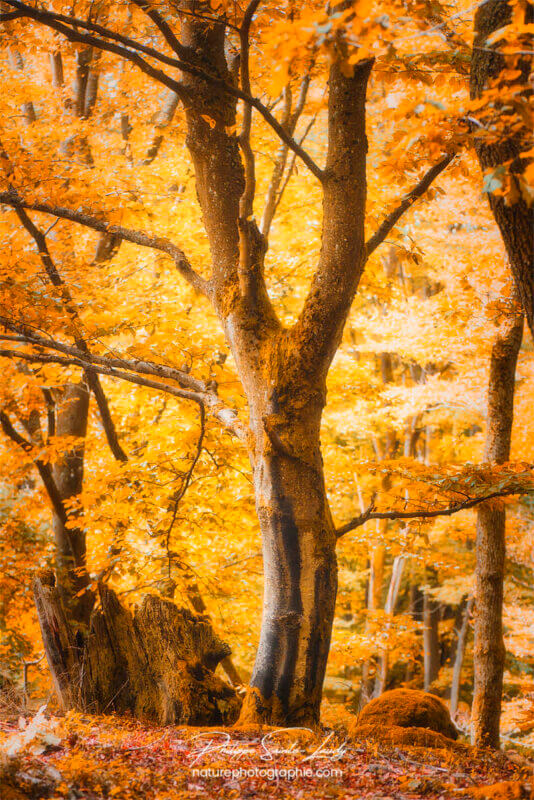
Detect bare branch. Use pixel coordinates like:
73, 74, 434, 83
335, 487, 528, 539
238, 0, 261, 221
2, 0, 190, 97
13, 203, 127, 461
130, 0, 191, 60
0, 325, 249, 443
0, 321, 204, 392
0, 9, 23, 20
267, 114, 317, 232
0, 347, 197, 395
0, 410, 67, 524
0, 190, 212, 299
365, 154, 454, 258
260, 71, 312, 237
164, 404, 205, 570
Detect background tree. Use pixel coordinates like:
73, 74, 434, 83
470, 0, 533, 338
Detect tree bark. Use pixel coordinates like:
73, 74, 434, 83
126, 2, 374, 726
471, 307, 523, 748
186, 580, 243, 686
4, 0, 464, 730
470, 0, 534, 340
34, 578, 241, 723
50, 382, 94, 629
239, 395, 338, 726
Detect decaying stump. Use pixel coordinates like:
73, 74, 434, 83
34, 575, 241, 725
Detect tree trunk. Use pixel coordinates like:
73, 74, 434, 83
423, 592, 440, 691
470, 0, 534, 340
450, 596, 473, 719
177, 3, 370, 726
240, 401, 338, 726
34, 578, 241, 724
50, 382, 94, 630
471, 307, 523, 748
359, 542, 384, 704
374, 555, 406, 696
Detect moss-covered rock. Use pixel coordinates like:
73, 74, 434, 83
351, 688, 459, 746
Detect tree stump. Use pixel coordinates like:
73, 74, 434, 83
34, 576, 241, 725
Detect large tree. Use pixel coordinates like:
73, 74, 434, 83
1, 0, 531, 726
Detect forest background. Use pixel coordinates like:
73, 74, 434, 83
0, 0, 533, 763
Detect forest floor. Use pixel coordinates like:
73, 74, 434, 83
1, 709, 533, 800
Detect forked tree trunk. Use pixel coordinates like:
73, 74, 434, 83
178, 1, 370, 725
471, 307, 523, 748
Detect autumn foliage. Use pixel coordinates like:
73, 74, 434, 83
0, 0, 533, 796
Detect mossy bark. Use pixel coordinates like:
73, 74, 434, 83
244, 403, 338, 725
34, 577, 241, 725
178, 3, 371, 725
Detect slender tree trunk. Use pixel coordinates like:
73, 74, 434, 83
405, 578, 422, 683
7, 48, 36, 123
49, 382, 93, 629
423, 592, 440, 691
471, 307, 523, 748
450, 595, 473, 719
374, 555, 405, 696
359, 538, 385, 706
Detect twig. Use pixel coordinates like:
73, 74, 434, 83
336, 488, 530, 538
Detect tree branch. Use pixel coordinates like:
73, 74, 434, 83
2, 0, 323, 180
0, 326, 249, 443
365, 154, 455, 258
335, 487, 527, 539
292, 57, 373, 375
164, 403, 205, 570
0, 410, 68, 524
1, 0, 191, 98
130, 0, 192, 61
0, 321, 203, 392
260, 70, 313, 237
238, 0, 261, 221
12, 202, 129, 461
0, 190, 212, 299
